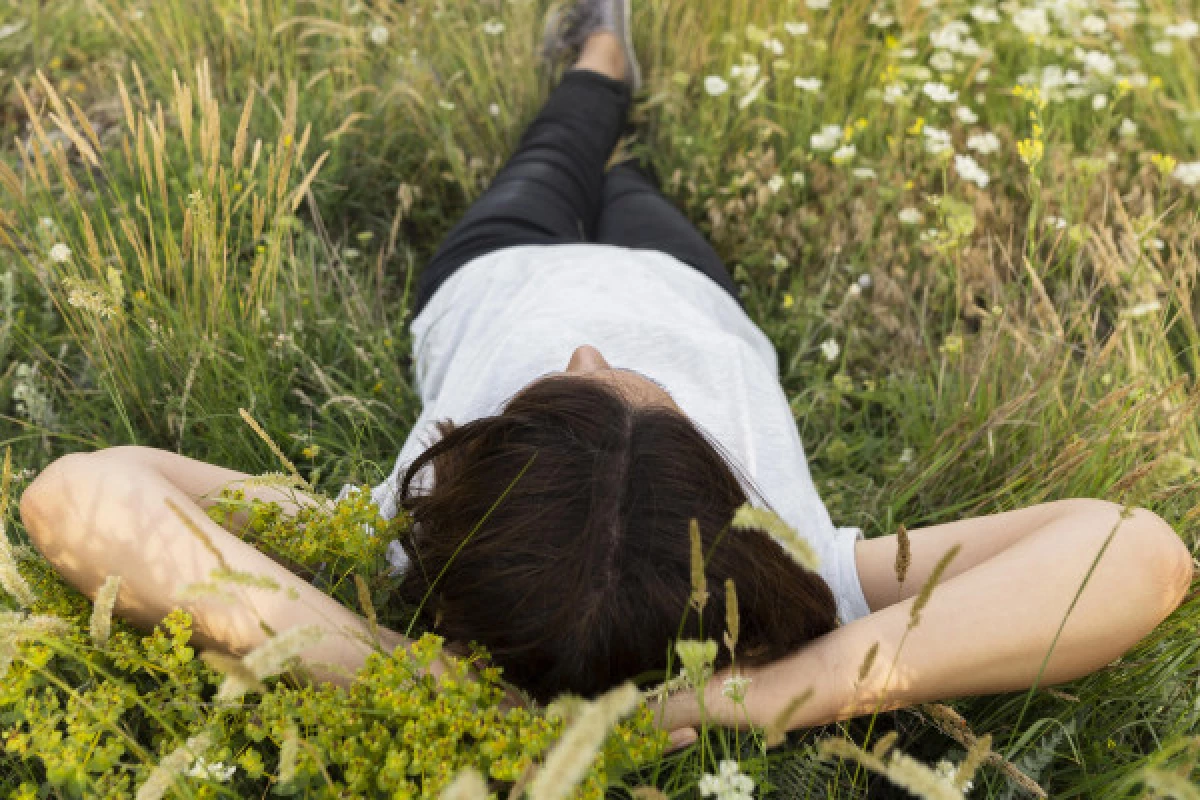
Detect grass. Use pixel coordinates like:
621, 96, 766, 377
0, 0, 1198, 796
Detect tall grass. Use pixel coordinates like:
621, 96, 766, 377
0, 0, 1197, 796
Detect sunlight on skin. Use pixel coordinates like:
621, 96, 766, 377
18, 451, 412, 688
655, 499, 1191, 735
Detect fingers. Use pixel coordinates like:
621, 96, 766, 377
667, 728, 698, 753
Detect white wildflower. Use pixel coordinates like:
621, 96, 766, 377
1012, 7, 1051, 37
1164, 19, 1198, 39
966, 131, 1001, 154
722, 675, 752, 703
954, 105, 979, 124
48, 243, 71, 263
1118, 117, 1137, 137
791, 171, 806, 186
767, 175, 785, 193
923, 81, 959, 103
794, 76, 822, 92
1045, 215, 1068, 229
954, 153, 990, 187
1173, 161, 1200, 187
762, 37, 785, 56
784, 21, 809, 36
929, 50, 956, 71
832, 144, 857, 163
851, 167, 877, 180
12, 363, 58, 428
0, 22, 27, 39
772, 254, 789, 270
185, 757, 237, 783
929, 20, 969, 51
975, 66, 991, 83
869, 11, 895, 27
367, 24, 389, 46
883, 82, 907, 104
810, 124, 842, 151
819, 338, 840, 362
805, 0, 831, 9
898, 207, 924, 225
698, 760, 756, 800
729, 61, 761, 85
923, 125, 954, 155
899, 446, 915, 463
858, 273, 873, 289
1092, 93, 1108, 110
704, 75, 730, 96
489, 103, 500, 116
1081, 50, 1115, 75
482, 19, 505, 36
969, 5, 1000, 23
1081, 14, 1107, 34
1151, 39, 1173, 55
89, 575, 121, 648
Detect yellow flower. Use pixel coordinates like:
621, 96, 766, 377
782, 293, 795, 309
907, 117, 925, 135
302, 445, 320, 459
1150, 153, 1177, 176
372, 380, 384, 393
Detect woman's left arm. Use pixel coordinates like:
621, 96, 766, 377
664, 500, 1193, 733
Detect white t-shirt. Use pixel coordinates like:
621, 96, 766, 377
337, 244, 872, 626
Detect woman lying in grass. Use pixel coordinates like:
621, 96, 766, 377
17, 0, 1192, 746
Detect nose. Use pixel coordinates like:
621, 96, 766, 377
565, 344, 609, 374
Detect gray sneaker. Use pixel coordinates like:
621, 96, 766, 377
542, 0, 643, 93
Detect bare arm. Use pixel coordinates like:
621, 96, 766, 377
18, 445, 411, 687
662, 499, 1193, 733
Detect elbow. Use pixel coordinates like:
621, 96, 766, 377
18, 452, 97, 549
1062, 499, 1193, 618
1125, 506, 1193, 618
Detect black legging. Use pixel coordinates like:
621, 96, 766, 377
412, 69, 741, 318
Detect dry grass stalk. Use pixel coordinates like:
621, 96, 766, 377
688, 518, 708, 613
871, 730, 900, 759
440, 767, 489, 799
730, 503, 819, 571
916, 703, 1047, 798
955, 732, 993, 791
894, 524, 911, 586
856, 641, 880, 686
89, 575, 122, 648
202, 650, 268, 704
354, 573, 381, 650
528, 682, 640, 800
909, 544, 962, 629
237, 408, 310, 489
723, 578, 739, 660
135, 730, 215, 800
764, 687, 814, 748
0, 452, 38, 608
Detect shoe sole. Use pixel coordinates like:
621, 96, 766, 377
542, 0, 643, 93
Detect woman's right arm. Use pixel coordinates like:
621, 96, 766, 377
18, 446, 413, 687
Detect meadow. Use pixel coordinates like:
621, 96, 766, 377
0, 0, 1198, 796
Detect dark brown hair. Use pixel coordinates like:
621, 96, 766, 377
394, 375, 838, 703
